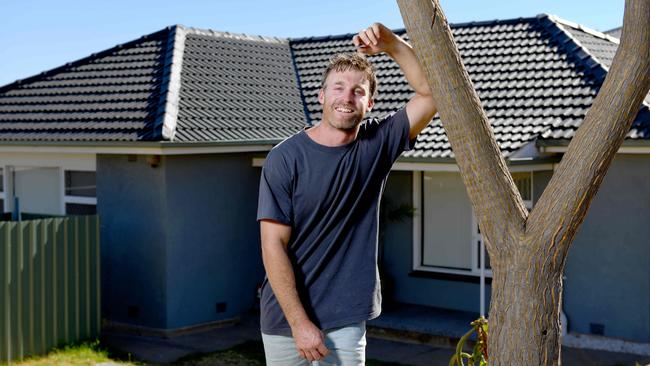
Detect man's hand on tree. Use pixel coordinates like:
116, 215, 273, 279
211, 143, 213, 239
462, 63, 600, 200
353, 22, 405, 56
291, 318, 330, 361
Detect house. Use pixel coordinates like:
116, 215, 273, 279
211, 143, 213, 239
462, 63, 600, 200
0, 14, 649, 346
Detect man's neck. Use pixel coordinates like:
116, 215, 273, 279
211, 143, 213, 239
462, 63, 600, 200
306, 120, 360, 147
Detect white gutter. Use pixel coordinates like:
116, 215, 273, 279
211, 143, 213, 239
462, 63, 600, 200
254, 158, 558, 171
541, 146, 650, 154
391, 162, 556, 172
0, 144, 275, 156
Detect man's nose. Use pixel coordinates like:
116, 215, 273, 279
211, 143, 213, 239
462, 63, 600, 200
343, 89, 356, 102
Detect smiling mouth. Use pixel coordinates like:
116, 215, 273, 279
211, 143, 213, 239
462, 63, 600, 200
334, 106, 354, 113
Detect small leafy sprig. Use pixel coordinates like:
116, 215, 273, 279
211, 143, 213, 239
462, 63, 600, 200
448, 316, 488, 366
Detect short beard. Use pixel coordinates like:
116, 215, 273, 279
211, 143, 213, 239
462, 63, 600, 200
329, 117, 361, 130
328, 104, 363, 130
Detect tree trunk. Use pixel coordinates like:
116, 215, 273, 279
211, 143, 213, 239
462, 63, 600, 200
396, 0, 650, 364
488, 245, 565, 364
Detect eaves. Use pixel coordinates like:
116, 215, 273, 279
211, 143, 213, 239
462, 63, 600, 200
0, 139, 283, 155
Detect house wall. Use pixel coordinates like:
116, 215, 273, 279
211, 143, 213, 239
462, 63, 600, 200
97, 150, 650, 340
97, 152, 265, 330
97, 154, 169, 328
564, 154, 650, 342
164, 153, 264, 329
384, 157, 650, 343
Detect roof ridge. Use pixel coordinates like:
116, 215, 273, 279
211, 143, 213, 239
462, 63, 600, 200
152, 25, 187, 142
537, 14, 609, 82
289, 31, 358, 43
183, 26, 287, 44
546, 14, 620, 44
0, 26, 173, 94
287, 41, 312, 126
289, 15, 541, 43
449, 15, 539, 29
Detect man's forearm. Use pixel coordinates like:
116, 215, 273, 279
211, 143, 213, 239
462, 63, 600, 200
354, 23, 437, 138
387, 41, 432, 98
262, 240, 310, 327
260, 220, 329, 361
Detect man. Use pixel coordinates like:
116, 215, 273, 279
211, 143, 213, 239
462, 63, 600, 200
257, 23, 437, 365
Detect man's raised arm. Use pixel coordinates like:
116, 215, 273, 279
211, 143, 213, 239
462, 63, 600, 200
353, 22, 437, 139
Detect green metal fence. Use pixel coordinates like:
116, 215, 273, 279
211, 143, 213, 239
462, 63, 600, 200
0, 215, 101, 363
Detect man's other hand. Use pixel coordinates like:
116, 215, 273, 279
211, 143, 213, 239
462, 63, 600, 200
291, 318, 330, 361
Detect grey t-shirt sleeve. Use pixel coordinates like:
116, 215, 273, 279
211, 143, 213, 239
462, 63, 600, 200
257, 149, 293, 225
369, 107, 416, 164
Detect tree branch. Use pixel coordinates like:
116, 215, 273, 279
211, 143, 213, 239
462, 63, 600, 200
396, 0, 528, 255
528, 0, 650, 258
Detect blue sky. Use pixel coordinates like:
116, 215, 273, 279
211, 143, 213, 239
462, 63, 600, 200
0, 0, 624, 86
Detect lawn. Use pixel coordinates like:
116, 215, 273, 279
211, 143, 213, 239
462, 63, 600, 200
4, 340, 139, 366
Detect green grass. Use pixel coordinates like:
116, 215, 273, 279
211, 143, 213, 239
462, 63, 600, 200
3, 340, 140, 366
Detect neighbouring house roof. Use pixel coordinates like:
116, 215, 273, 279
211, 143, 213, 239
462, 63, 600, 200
0, 14, 648, 159
605, 27, 622, 39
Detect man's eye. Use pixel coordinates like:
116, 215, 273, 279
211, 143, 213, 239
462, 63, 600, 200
355, 89, 365, 95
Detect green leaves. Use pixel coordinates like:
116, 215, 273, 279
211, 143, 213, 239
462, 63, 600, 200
448, 317, 488, 366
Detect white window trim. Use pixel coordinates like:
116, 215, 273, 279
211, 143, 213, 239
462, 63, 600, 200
62, 168, 97, 215
413, 170, 538, 277
470, 212, 491, 277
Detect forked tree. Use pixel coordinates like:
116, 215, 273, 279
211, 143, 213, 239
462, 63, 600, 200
395, 0, 650, 364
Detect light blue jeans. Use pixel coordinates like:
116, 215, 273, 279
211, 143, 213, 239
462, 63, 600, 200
261, 322, 366, 366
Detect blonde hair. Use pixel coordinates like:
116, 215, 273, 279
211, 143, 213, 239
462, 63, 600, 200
321, 53, 377, 98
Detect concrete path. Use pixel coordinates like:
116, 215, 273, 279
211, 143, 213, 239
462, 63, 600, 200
100, 312, 650, 365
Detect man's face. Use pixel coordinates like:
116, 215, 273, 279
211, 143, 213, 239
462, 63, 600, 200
318, 69, 374, 130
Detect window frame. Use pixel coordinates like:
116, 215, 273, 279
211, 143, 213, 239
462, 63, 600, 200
412, 170, 535, 278
61, 169, 97, 215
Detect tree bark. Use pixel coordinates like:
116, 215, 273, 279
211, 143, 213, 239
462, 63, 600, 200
395, 0, 527, 264
396, 0, 650, 364
528, 0, 650, 256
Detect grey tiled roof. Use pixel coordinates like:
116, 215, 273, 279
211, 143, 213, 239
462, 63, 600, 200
0, 28, 172, 141
0, 25, 305, 144
174, 29, 305, 142
0, 15, 647, 158
291, 15, 650, 159
538, 17, 650, 141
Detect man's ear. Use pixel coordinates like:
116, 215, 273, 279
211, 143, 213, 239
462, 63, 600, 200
367, 98, 375, 111
318, 88, 324, 105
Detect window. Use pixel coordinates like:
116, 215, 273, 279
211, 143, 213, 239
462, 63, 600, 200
64, 170, 97, 215
414, 171, 534, 277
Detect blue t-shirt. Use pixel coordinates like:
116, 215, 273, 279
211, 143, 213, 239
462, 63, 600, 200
257, 108, 413, 335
